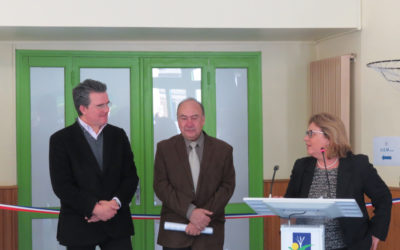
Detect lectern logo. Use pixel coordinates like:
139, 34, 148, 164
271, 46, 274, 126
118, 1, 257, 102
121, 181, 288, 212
288, 232, 311, 250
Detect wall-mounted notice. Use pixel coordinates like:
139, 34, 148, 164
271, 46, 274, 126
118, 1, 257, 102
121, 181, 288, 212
373, 137, 400, 166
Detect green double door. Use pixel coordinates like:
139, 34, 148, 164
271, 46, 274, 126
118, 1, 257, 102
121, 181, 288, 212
17, 51, 263, 250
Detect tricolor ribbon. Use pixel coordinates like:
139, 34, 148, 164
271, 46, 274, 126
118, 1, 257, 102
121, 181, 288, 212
1, 198, 399, 220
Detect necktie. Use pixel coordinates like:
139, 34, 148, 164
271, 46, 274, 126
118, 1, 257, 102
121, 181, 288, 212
189, 142, 200, 192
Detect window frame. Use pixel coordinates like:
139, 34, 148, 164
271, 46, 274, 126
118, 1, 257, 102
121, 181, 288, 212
16, 50, 263, 250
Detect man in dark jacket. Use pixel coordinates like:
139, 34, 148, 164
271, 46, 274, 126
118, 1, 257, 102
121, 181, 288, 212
50, 79, 139, 250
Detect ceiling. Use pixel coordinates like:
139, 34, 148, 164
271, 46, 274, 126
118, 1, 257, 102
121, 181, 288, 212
0, 27, 358, 42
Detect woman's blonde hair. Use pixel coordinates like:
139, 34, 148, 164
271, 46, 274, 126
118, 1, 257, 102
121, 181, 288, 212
309, 112, 352, 158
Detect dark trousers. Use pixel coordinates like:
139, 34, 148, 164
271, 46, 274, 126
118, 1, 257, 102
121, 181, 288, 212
163, 247, 192, 250
67, 237, 132, 250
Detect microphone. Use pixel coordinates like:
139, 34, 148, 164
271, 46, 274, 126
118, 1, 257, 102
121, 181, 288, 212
320, 147, 332, 198
269, 165, 279, 198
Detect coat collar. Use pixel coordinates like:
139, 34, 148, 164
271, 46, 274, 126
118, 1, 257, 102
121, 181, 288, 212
336, 153, 354, 198
101, 125, 113, 174
197, 132, 214, 192
301, 157, 317, 197
174, 134, 192, 185
71, 122, 106, 176
175, 131, 214, 193
301, 154, 354, 198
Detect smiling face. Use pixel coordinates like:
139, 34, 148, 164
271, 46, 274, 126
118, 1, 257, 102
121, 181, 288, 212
79, 92, 110, 133
304, 122, 330, 160
177, 100, 205, 141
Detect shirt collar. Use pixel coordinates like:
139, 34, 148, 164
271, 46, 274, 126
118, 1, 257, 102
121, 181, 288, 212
184, 131, 204, 149
78, 117, 107, 140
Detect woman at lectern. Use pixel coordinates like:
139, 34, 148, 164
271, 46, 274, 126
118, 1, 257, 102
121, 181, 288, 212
285, 113, 392, 250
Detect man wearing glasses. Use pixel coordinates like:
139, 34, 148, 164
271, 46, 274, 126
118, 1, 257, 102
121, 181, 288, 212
49, 79, 139, 250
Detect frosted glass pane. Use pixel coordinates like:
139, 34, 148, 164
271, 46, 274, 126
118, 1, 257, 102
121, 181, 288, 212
216, 69, 249, 203
154, 219, 249, 250
31, 67, 65, 207
32, 219, 66, 250
154, 220, 163, 250
224, 219, 249, 250
153, 68, 201, 205
80, 68, 130, 138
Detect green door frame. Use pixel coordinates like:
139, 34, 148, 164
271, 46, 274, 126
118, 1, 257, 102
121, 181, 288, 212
16, 55, 73, 250
71, 56, 145, 249
142, 55, 263, 250
16, 50, 263, 250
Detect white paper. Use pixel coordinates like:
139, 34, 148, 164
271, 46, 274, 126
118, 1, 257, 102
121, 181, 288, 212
164, 221, 213, 234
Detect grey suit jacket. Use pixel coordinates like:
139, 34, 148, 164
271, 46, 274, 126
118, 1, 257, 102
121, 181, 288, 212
154, 132, 235, 250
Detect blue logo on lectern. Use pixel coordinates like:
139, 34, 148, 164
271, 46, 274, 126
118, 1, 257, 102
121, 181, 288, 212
288, 232, 311, 250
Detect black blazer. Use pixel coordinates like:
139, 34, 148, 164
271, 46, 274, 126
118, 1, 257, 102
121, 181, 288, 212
285, 153, 392, 249
49, 122, 139, 246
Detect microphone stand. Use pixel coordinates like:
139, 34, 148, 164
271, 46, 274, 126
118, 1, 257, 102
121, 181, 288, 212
269, 165, 279, 198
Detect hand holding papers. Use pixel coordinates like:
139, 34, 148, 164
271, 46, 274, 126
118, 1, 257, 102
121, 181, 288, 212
164, 222, 213, 235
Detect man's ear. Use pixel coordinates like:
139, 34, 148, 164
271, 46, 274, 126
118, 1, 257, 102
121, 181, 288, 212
79, 105, 86, 115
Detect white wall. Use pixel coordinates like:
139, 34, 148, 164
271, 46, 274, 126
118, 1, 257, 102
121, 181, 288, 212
0, 41, 313, 185
262, 43, 314, 180
0, 0, 360, 28
314, 0, 400, 187
0, 43, 16, 185
315, 31, 362, 152
4, 0, 399, 188
359, 0, 400, 187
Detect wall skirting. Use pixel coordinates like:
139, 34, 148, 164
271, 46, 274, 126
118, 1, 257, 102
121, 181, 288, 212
0, 185, 18, 250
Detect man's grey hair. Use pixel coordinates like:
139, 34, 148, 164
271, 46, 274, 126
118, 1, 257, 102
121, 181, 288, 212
73, 79, 107, 116
177, 97, 205, 117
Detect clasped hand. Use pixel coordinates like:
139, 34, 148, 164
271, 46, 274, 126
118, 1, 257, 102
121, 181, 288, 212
85, 200, 119, 223
185, 208, 213, 236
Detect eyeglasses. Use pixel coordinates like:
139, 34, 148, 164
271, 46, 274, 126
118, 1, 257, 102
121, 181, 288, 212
305, 130, 326, 138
